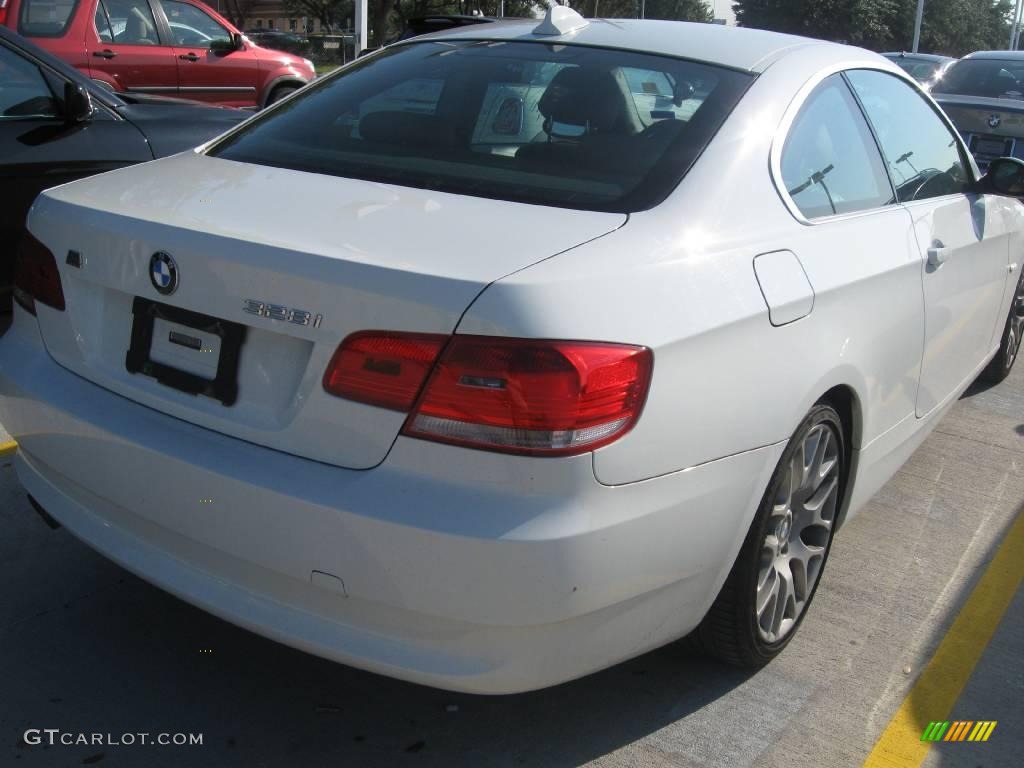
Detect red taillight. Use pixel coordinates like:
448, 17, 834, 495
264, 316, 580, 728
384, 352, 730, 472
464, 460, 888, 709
323, 331, 448, 411
323, 332, 653, 456
13, 232, 65, 315
405, 336, 652, 456
0, 0, 7, 25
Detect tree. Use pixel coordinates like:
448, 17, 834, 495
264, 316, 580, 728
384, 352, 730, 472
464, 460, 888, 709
368, 0, 714, 47
284, 0, 354, 33
222, 0, 257, 29
585, 0, 713, 19
732, 0, 1014, 56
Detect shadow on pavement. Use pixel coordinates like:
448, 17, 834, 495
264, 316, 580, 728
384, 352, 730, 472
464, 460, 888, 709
6, 554, 757, 767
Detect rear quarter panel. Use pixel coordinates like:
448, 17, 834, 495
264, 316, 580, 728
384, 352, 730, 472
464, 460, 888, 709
458, 46, 924, 489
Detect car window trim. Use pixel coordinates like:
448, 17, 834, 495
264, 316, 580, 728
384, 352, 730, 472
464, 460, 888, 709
770, 62, 977, 227
771, 67, 896, 224
842, 67, 979, 205
94, 0, 116, 43
140, 0, 175, 47
840, 70, 900, 207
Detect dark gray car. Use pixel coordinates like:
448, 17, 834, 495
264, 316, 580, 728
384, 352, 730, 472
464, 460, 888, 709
0, 25, 247, 305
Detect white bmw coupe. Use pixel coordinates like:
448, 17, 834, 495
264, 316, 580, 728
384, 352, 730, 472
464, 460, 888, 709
3, 8, 1023, 693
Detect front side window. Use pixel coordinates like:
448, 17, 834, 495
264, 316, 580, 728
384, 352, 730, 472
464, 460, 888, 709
161, 0, 231, 47
0, 44, 60, 119
781, 74, 893, 219
847, 69, 970, 202
18, 0, 79, 37
209, 41, 751, 212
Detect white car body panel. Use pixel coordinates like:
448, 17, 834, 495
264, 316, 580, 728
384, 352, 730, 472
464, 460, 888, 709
27, 153, 625, 468
1, 21, 1020, 693
907, 195, 1011, 415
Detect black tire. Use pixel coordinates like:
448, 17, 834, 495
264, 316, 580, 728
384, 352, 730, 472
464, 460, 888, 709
266, 85, 299, 106
979, 268, 1024, 385
694, 403, 846, 668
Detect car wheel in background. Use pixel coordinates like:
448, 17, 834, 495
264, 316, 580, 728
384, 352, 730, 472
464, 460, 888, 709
980, 269, 1024, 385
694, 404, 845, 667
267, 85, 299, 106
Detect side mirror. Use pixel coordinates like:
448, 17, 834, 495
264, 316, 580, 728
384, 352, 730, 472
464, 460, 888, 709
63, 81, 93, 123
980, 156, 1024, 197
210, 35, 240, 53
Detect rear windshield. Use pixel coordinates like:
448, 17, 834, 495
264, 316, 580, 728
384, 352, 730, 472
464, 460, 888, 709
19, 0, 80, 37
891, 59, 943, 82
209, 40, 752, 212
932, 59, 1024, 100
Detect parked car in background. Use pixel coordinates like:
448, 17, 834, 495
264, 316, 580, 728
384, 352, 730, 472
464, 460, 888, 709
4, 10, 1023, 693
358, 13, 497, 55
0, 25, 247, 308
882, 51, 956, 88
1, 0, 315, 108
243, 28, 310, 57
388, 14, 496, 43
930, 51, 1024, 171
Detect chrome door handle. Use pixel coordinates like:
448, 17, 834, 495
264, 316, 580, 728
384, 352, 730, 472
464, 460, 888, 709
927, 247, 951, 267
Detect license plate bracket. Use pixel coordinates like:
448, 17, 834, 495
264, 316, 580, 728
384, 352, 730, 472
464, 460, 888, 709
125, 298, 247, 406
969, 134, 1015, 168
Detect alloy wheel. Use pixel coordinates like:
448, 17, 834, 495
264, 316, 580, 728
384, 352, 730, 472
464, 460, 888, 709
755, 423, 841, 643
1006, 275, 1024, 371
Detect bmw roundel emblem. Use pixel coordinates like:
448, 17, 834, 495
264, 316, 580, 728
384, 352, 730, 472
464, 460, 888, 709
149, 251, 178, 295
988, 114, 1001, 129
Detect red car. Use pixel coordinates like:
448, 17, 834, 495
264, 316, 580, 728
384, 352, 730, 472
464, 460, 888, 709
1, 0, 314, 108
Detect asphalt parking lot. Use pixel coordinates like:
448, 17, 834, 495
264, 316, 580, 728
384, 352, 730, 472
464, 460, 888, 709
1, 344, 1021, 768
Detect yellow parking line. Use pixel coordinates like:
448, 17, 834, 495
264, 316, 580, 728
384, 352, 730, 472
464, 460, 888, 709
863, 509, 1024, 767
0, 440, 17, 458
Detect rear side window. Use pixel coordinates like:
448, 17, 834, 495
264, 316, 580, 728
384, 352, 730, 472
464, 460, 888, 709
781, 74, 893, 219
209, 41, 752, 212
19, 0, 80, 37
846, 69, 970, 202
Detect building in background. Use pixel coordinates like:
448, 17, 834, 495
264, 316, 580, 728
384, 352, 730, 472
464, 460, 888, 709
207, 0, 340, 34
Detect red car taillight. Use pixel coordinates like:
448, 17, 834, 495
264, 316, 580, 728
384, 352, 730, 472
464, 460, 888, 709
0, 0, 8, 25
13, 232, 65, 315
323, 332, 653, 456
323, 331, 448, 411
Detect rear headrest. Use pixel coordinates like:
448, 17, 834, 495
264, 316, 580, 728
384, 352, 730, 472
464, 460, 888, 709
538, 67, 624, 134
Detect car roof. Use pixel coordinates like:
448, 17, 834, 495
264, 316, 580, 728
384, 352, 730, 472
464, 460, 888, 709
0, 25, 123, 109
881, 51, 954, 62
406, 18, 851, 73
961, 50, 1024, 60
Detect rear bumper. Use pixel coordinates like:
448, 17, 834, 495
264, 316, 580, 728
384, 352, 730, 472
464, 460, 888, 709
0, 312, 783, 693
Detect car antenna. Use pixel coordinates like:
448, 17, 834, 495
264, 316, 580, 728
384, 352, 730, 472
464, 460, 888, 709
533, 2, 589, 36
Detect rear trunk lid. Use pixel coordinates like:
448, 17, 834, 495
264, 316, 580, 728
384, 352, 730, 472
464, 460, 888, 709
934, 94, 1024, 168
28, 151, 626, 469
